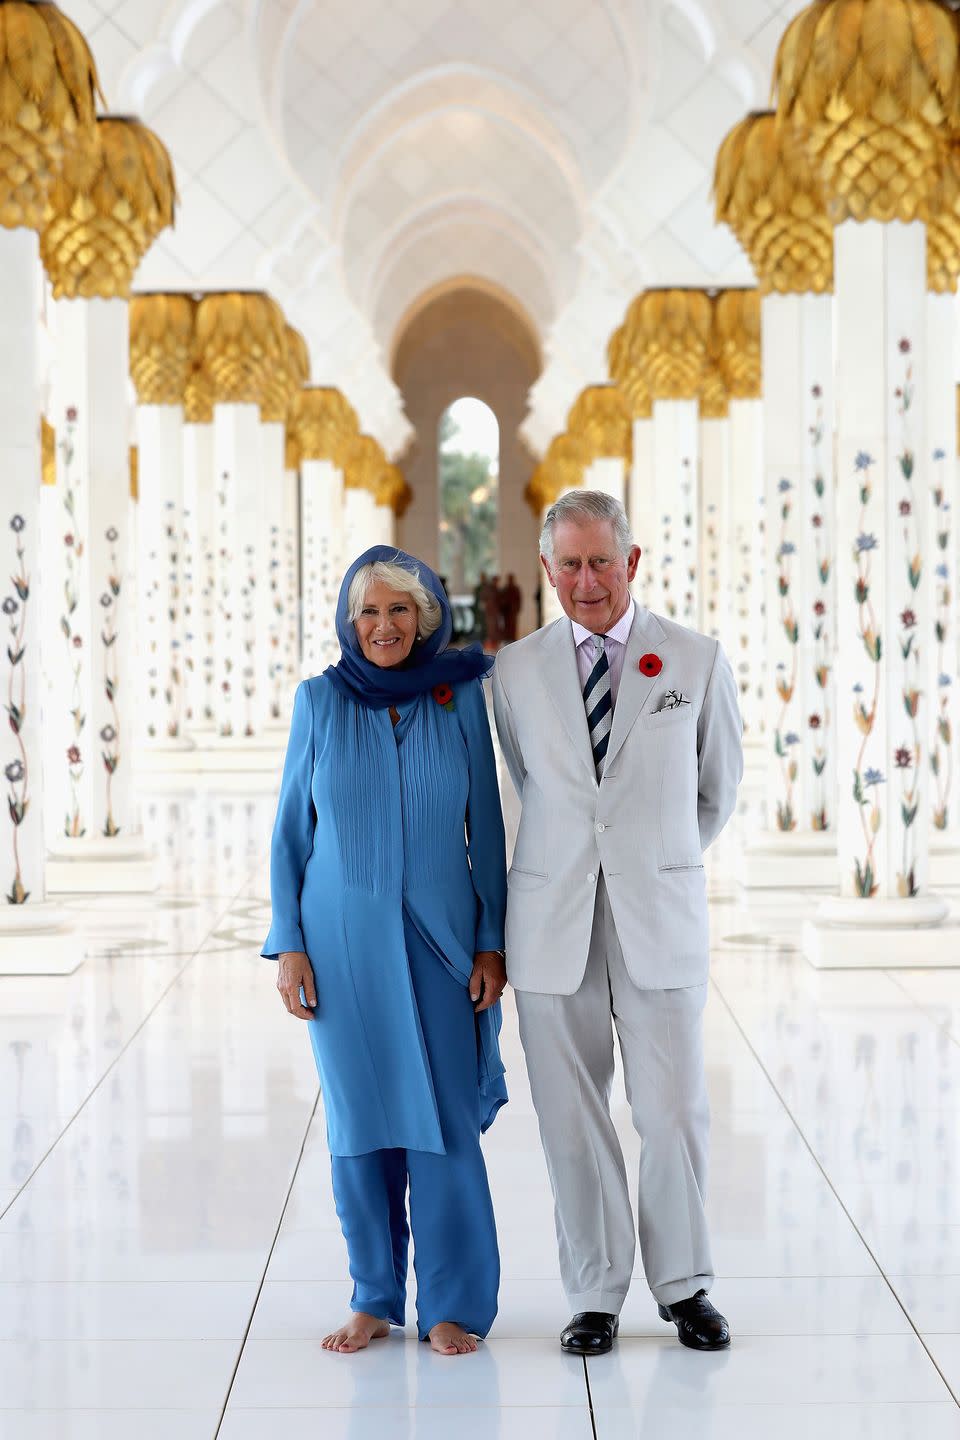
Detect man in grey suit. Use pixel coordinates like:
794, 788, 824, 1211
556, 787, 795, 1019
493, 490, 742, 1355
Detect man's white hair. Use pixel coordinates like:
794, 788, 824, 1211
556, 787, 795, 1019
346, 558, 443, 639
539, 489, 634, 564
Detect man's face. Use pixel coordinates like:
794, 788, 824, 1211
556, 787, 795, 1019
541, 518, 640, 633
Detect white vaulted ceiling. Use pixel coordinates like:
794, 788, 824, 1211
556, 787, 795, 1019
60, 0, 807, 455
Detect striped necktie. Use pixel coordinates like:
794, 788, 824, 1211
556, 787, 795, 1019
583, 634, 612, 779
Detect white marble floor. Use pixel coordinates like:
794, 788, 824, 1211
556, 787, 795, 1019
2, 748, 960, 1439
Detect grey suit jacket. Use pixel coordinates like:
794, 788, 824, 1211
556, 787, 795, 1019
492, 604, 743, 995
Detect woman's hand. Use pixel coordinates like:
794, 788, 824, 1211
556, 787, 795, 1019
469, 950, 507, 1013
277, 951, 317, 1019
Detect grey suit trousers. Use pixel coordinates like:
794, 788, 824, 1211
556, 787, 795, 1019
515, 875, 714, 1312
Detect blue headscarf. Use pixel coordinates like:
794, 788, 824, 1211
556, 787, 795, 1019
324, 545, 494, 709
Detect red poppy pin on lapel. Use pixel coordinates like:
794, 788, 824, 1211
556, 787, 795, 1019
639, 653, 662, 677
432, 682, 455, 711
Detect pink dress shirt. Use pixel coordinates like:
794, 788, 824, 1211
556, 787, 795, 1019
571, 598, 636, 708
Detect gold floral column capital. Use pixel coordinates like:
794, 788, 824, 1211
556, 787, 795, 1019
567, 383, 633, 464
0, 0, 102, 231
607, 323, 653, 420
713, 289, 762, 401
928, 141, 960, 293
773, 0, 960, 225
623, 289, 714, 401
377, 462, 410, 514
40, 115, 176, 298
194, 291, 288, 408
544, 432, 591, 496
344, 433, 387, 495
296, 386, 359, 465
714, 109, 833, 294
273, 325, 311, 446
129, 291, 195, 406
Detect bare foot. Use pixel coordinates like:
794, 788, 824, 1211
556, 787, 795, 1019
322, 1313, 390, 1353
428, 1322, 479, 1355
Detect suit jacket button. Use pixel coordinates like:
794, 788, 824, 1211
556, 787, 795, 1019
596, 822, 605, 832
587, 872, 596, 884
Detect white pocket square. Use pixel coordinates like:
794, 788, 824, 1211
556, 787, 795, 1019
658, 689, 690, 711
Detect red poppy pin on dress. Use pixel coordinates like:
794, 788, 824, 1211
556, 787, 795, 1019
638, 653, 662, 677
432, 682, 455, 711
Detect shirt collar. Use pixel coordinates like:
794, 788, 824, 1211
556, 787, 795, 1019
572, 597, 635, 651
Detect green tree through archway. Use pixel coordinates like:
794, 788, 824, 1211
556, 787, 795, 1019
438, 398, 498, 595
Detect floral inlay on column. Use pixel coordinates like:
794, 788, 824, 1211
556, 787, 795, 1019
661, 513, 675, 618
165, 499, 181, 738
217, 475, 233, 738
736, 533, 752, 724
182, 502, 195, 724
809, 384, 832, 830
4, 515, 30, 905
894, 340, 921, 896
851, 452, 882, 898
931, 447, 953, 830
58, 408, 85, 838
100, 527, 122, 837
241, 540, 256, 737
680, 458, 695, 626
774, 476, 799, 830
269, 523, 283, 720
705, 502, 719, 639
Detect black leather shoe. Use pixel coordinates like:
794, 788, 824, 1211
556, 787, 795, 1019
658, 1290, 730, 1350
560, 1311, 619, 1355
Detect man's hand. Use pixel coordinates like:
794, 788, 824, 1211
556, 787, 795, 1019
469, 950, 507, 1013
277, 950, 317, 1019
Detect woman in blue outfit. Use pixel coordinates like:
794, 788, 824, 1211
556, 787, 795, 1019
262, 545, 508, 1357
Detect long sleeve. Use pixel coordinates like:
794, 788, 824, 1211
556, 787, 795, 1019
261, 680, 317, 959
492, 659, 526, 797
696, 640, 743, 852
456, 678, 507, 953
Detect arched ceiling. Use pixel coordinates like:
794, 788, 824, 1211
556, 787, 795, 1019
64, 0, 807, 455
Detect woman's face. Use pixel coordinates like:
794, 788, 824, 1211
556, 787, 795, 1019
354, 581, 420, 667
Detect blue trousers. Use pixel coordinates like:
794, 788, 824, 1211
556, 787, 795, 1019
329, 920, 500, 1340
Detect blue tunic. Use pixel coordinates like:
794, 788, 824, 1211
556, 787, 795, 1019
262, 674, 508, 1157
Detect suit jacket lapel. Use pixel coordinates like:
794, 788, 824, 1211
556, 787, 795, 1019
540, 618, 598, 784
604, 606, 667, 772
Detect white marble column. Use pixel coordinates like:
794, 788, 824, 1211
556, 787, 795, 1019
651, 399, 699, 626
803, 220, 947, 966
182, 419, 216, 734
628, 417, 655, 605
45, 298, 154, 891
744, 293, 837, 887
925, 291, 960, 884
344, 486, 378, 563
282, 452, 301, 704
699, 413, 730, 645
261, 419, 287, 728
728, 397, 765, 752
212, 403, 267, 742
301, 458, 344, 677
136, 404, 189, 750
584, 456, 626, 503
0, 229, 74, 972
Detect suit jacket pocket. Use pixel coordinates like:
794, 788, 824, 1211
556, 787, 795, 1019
508, 866, 549, 887
640, 704, 694, 731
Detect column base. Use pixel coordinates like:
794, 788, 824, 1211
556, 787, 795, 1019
802, 894, 954, 969
929, 833, 960, 890
46, 835, 158, 894
740, 831, 837, 890
0, 903, 81, 975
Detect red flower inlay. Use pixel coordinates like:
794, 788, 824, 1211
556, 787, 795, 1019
432, 683, 454, 708
638, 653, 662, 677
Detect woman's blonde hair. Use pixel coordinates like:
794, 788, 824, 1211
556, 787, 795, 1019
346, 558, 443, 640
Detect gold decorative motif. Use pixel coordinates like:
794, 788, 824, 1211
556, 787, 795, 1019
623, 289, 713, 401
928, 141, 960, 293
700, 361, 730, 420
285, 429, 301, 471
713, 289, 762, 400
0, 1, 102, 231
567, 384, 633, 463
774, 0, 960, 225
377, 462, 410, 514
184, 362, 214, 424
524, 461, 552, 515
262, 323, 309, 426
607, 323, 653, 420
194, 291, 287, 407
544, 432, 590, 495
129, 443, 138, 500
41, 416, 55, 484
129, 292, 195, 406
296, 387, 358, 466
714, 110, 833, 294
40, 115, 176, 298
344, 433, 387, 494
